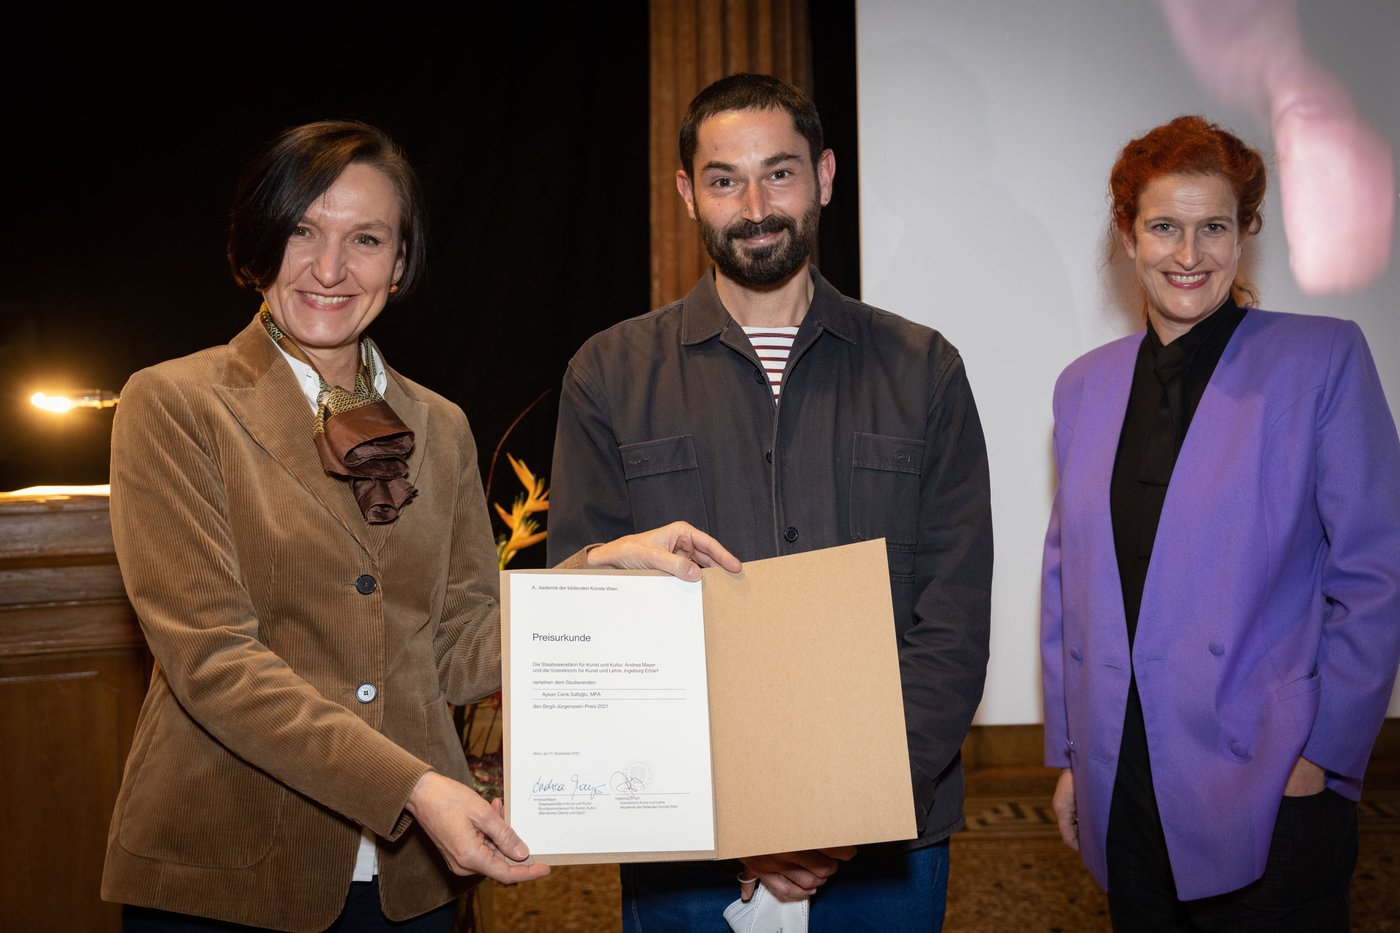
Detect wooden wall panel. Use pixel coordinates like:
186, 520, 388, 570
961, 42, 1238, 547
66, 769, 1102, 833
649, 0, 812, 308
0, 494, 147, 933
0, 652, 146, 932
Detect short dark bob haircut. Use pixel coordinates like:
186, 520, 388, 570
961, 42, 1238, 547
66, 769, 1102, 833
227, 120, 426, 299
679, 73, 824, 177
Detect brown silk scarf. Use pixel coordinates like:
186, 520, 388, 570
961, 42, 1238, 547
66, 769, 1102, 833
259, 306, 417, 523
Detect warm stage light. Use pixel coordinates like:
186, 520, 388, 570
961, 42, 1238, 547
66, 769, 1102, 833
31, 392, 74, 413
30, 390, 119, 413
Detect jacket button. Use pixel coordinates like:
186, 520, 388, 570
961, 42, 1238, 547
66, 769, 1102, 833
1208, 642, 1225, 656
753, 368, 766, 384
1228, 740, 1249, 759
356, 683, 378, 703
1069, 647, 1083, 661
765, 449, 773, 463
783, 527, 799, 543
355, 574, 378, 595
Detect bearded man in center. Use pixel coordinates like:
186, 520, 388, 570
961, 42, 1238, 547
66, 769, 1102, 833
547, 72, 994, 932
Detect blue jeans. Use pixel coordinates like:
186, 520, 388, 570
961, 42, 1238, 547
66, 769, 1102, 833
622, 841, 950, 932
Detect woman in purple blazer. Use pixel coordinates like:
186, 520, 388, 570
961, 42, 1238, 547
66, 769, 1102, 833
1041, 115, 1400, 931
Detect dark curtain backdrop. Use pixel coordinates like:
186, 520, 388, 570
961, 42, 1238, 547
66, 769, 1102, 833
0, 18, 650, 548
811, 0, 860, 299
1, 10, 855, 568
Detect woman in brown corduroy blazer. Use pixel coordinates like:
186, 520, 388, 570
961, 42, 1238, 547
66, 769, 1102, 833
100, 122, 737, 933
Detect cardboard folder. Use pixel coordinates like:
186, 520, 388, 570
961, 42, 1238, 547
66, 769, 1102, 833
501, 538, 916, 864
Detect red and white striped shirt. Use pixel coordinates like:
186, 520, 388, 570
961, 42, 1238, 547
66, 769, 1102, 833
743, 326, 799, 400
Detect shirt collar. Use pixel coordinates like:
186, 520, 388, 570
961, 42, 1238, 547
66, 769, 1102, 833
680, 266, 858, 346
1146, 294, 1244, 355
269, 338, 389, 411
1145, 294, 1245, 384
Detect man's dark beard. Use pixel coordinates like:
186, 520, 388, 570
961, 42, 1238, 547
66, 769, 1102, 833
701, 204, 819, 287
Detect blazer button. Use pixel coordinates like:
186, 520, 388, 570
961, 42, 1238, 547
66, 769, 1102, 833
753, 368, 766, 385
1208, 642, 1225, 656
765, 449, 773, 463
1069, 647, 1083, 661
355, 574, 378, 595
1228, 740, 1249, 759
356, 683, 378, 703
783, 527, 799, 543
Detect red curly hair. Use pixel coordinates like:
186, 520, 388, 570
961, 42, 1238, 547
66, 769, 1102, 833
1110, 115, 1268, 306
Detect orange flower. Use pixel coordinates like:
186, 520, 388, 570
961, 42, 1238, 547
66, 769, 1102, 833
494, 454, 550, 569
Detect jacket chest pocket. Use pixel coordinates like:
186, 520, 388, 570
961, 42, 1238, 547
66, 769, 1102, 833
849, 432, 923, 577
620, 435, 710, 532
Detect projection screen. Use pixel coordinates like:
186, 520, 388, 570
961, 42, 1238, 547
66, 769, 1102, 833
857, 0, 1400, 723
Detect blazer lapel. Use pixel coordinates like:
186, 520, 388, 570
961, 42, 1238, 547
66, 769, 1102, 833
1139, 313, 1256, 640
213, 316, 376, 557
1079, 337, 1140, 637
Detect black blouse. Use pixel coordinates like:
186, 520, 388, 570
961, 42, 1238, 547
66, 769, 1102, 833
1111, 297, 1247, 644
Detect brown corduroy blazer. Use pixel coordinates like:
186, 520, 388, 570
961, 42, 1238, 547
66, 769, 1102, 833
101, 316, 502, 931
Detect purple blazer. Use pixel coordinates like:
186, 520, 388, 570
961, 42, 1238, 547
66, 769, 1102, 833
1041, 309, 1400, 900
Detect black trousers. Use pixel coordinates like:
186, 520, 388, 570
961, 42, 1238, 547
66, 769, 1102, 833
121, 877, 458, 933
1106, 680, 1358, 933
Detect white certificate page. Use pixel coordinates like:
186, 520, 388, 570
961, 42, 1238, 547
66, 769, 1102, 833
506, 573, 716, 857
